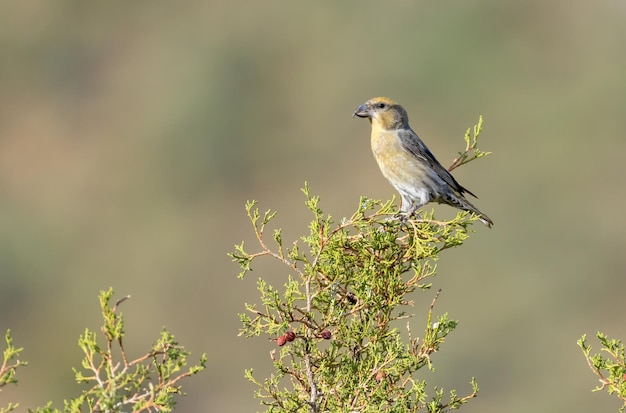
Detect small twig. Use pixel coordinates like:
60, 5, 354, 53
303, 275, 319, 413
112, 295, 131, 312
583, 353, 609, 388
430, 289, 442, 312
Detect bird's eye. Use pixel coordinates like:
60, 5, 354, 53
376, 102, 386, 109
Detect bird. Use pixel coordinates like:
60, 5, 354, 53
353, 97, 493, 228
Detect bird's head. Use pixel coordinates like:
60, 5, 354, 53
352, 97, 409, 130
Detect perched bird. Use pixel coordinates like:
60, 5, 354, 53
353, 97, 493, 227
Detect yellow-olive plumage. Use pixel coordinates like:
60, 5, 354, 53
353, 97, 493, 228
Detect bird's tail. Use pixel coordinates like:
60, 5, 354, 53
464, 202, 493, 228
475, 211, 494, 228
447, 194, 494, 228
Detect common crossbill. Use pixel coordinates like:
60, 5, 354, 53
353, 97, 493, 228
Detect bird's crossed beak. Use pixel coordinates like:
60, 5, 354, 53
352, 104, 370, 119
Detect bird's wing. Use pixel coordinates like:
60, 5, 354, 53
398, 128, 478, 198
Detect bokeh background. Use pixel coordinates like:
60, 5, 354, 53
1, 1, 625, 412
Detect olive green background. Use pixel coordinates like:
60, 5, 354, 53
1, 1, 625, 412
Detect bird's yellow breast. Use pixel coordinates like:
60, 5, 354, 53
371, 129, 425, 182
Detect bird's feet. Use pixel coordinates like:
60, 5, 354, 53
393, 212, 408, 222
393, 209, 421, 223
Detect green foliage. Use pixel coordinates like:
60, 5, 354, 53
0, 329, 27, 413
0, 289, 206, 413
448, 116, 491, 172
231, 184, 482, 413
579, 332, 626, 412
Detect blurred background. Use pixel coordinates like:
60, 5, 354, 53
1, 1, 625, 412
